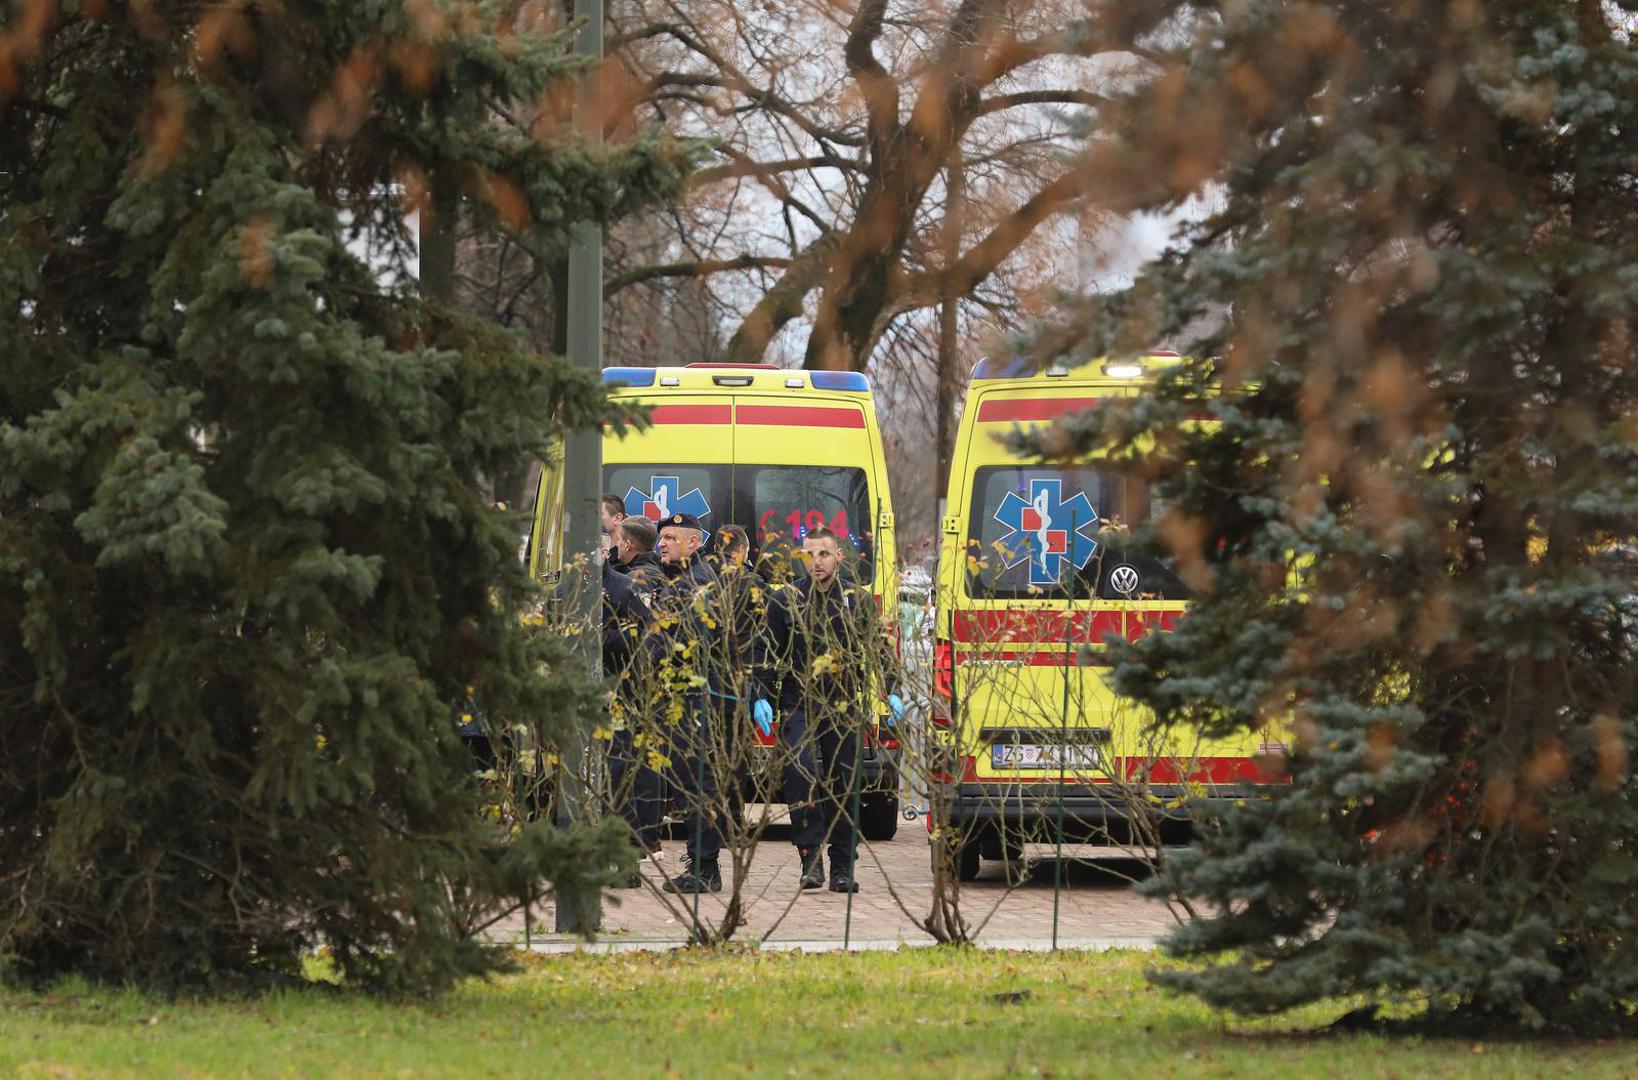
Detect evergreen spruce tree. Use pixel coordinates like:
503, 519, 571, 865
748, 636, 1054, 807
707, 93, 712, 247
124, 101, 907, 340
0, 1, 687, 992
1017, 0, 1637, 1032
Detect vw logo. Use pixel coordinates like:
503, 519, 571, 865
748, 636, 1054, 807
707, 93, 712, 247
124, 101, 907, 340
1109, 564, 1141, 596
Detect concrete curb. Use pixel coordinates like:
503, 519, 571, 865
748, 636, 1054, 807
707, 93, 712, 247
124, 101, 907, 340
517, 935, 1160, 955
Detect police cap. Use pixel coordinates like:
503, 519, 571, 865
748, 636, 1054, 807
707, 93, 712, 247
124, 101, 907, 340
661, 512, 704, 532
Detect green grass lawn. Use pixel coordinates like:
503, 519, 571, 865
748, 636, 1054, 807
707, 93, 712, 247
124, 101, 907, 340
2, 949, 1632, 1078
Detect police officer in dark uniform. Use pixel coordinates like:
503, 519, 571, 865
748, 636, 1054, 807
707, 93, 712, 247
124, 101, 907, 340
611, 516, 666, 597
607, 515, 667, 880
707, 525, 766, 664
602, 552, 666, 884
639, 511, 724, 894
753, 526, 900, 893
600, 560, 650, 679
702, 524, 767, 822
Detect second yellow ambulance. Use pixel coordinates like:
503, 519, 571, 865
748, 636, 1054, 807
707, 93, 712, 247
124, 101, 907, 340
933, 353, 1286, 878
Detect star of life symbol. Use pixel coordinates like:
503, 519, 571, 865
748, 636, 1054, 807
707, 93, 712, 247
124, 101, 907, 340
625, 476, 712, 535
993, 478, 1099, 586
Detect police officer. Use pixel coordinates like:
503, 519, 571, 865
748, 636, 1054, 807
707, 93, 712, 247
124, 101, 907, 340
702, 524, 767, 823
611, 516, 666, 597
640, 511, 724, 894
601, 561, 644, 658
538, 557, 650, 853
603, 549, 666, 884
753, 527, 902, 892
606, 515, 668, 881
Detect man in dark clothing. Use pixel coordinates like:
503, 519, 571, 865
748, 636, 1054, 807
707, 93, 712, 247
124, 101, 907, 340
611, 516, 666, 598
702, 525, 767, 823
534, 559, 650, 874
600, 492, 626, 565
600, 557, 666, 882
707, 525, 766, 672
639, 512, 724, 894
544, 560, 646, 696
600, 561, 649, 680
606, 515, 668, 878
753, 527, 898, 893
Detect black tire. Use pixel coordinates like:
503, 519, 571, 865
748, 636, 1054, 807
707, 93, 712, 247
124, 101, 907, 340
858, 792, 900, 841
955, 838, 982, 881
982, 830, 1027, 883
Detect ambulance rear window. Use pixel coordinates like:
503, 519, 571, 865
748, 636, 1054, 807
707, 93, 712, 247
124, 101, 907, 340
605, 466, 728, 534
750, 465, 873, 578
966, 465, 1189, 601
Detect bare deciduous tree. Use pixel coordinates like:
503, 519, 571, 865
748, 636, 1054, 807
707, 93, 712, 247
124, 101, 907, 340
602, 0, 1164, 374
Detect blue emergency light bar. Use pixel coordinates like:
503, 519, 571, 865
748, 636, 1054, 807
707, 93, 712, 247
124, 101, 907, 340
601, 366, 871, 391
809, 371, 871, 392
602, 367, 657, 387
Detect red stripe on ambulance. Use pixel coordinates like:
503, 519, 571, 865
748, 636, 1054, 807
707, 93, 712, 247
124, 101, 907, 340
975, 757, 1275, 786
1136, 756, 1263, 784
975, 397, 1104, 422
951, 609, 1180, 644
648, 405, 733, 424
954, 649, 1108, 667
735, 404, 866, 428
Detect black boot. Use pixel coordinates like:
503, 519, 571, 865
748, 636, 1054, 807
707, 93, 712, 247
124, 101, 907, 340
662, 856, 722, 894
798, 847, 825, 890
829, 855, 858, 893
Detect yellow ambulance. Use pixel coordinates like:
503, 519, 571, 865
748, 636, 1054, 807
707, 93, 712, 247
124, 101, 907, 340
528, 363, 904, 839
932, 353, 1286, 878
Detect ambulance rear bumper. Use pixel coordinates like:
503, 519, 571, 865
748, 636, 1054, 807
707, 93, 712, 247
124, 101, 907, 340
946, 782, 1246, 840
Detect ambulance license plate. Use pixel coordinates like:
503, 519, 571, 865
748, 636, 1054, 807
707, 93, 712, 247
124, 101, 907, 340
991, 742, 1100, 770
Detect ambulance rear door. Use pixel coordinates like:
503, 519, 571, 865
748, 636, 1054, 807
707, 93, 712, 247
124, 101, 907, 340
731, 394, 883, 587
950, 382, 1138, 788
603, 390, 735, 541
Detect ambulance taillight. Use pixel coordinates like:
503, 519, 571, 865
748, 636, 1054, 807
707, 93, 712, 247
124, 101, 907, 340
931, 640, 954, 728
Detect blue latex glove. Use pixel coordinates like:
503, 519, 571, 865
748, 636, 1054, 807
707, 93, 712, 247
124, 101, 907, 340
752, 699, 775, 737
887, 693, 905, 728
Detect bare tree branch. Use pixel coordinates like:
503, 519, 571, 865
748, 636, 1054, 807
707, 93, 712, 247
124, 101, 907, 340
606, 254, 795, 296
724, 234, 839, 360
689, 154, 863, 188
648, 23, 867, 147
975, 89, 1109, 117
897, 165, 1087, 313
844, 0, 899, 160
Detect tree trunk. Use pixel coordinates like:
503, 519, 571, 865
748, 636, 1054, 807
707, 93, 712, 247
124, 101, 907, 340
936, 150, 963, 495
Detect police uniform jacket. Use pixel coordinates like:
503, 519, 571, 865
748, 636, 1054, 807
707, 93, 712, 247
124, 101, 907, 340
600, 562, 650, 681
632, 554, 719, 722
753, 576, 889, 715
702, 562, 767, 696
613, 549, 667, 599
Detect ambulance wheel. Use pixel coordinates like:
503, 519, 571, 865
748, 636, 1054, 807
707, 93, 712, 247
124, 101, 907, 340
998, 835, 1029, 885
981, 830, 1027, 882
954, 839, 982, 882
858, 793, 899, 841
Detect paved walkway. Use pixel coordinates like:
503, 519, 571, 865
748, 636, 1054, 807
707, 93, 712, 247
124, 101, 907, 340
490, 808, 1188, 948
